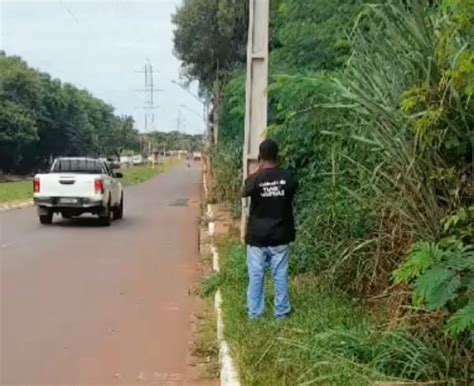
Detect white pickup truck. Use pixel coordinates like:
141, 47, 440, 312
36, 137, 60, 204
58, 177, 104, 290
33, 157, 124, 226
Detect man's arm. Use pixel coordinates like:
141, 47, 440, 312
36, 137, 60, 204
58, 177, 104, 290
241, 174, 256, 198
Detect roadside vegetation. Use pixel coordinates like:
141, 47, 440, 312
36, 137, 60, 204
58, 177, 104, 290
143, 131, 203, 155
0, 180, 33, 205
175, 0, 473, 384
0, 53, 202, 176
0, 160, 181, 205
120, 160, 182, 187
191, 299, 220, 380
214, 238, 469, 386
0, 52, 140, 175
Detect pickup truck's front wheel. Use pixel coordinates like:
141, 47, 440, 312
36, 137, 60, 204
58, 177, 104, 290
39, 212, 53, 225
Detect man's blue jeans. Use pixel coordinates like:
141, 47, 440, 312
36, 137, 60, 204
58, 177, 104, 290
247, 244, 291, 319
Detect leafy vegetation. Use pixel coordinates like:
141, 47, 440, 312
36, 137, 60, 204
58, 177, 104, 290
144, 130, 203, 153
175, 0, 473, 383
207, 74, 245, 212
268, 0, 473, 335
211, 238, 471, 385
172, 0, 248, 90
0, 53, 140, 174
172, 0, 248, 144
393, 206, 474, 336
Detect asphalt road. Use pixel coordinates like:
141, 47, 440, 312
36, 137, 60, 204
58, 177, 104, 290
0, 163, 203, 385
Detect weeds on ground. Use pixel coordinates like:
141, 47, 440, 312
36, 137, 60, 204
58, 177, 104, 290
191, 300, 220, 380
208, 239, 471, 386
120, 160, 181, 186
0, 180, 32, 204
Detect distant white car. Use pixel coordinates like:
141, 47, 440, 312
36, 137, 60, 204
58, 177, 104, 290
33, 157, 124, 226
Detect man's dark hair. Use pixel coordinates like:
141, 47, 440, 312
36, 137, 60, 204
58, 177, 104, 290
259, 139, 278, 161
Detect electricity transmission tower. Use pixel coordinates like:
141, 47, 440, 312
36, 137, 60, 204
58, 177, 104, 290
136, 59, 162, 132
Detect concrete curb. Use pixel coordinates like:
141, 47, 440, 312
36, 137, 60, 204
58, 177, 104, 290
0, 200, 34, 213
203, 171, 240, 386
209, 208, 240, 386
203, 169, 209, 198
215, 290, 240, 386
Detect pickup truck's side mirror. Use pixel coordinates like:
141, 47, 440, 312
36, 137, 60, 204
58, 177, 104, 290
114, 172, 123, 178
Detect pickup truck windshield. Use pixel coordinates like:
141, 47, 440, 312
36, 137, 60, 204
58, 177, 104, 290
51, 159, 104, 174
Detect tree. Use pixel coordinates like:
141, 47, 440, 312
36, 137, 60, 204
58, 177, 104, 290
104, 116, 140, 159
146, 130, 203, 153
172, 0, 248, 143
0, 100, 37, 172
172, 0, 248, 89
271, 0, 365, 72
0, 53, 140, 173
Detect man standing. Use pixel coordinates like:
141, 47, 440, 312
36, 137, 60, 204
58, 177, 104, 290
242, 139, 298, 320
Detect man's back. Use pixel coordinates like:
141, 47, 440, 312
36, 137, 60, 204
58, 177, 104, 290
243, 167, 297, 247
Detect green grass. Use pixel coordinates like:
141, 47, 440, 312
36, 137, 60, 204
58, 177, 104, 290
0, 180, 33, 204
0, 160, 181, 205
120, 159, 181, 186
210, 238, 467, 386
192, 299, 220, 380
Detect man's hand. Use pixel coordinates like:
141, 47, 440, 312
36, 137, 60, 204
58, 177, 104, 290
249, 159, 260, 175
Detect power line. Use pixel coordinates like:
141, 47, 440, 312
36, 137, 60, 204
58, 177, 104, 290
59, 0, 79, 24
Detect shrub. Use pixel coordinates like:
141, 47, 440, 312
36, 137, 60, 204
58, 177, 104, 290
394, 206, 474, 336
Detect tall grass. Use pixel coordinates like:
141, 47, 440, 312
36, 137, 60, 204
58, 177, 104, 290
208, 73, 245, 215
213, 239, 470, 386
269, 0, 473, 296
337, 1, 471, 242
326, 2, 474, 335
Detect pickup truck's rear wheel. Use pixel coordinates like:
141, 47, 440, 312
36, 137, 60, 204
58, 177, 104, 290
99, 199, 112, 226
113, 195, 123, 220
39, 212, 53, 225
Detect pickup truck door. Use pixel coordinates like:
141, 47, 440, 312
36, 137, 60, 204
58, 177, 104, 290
111, 174, 120, 205
107, 164, 122, 205
100, 164, 114, 204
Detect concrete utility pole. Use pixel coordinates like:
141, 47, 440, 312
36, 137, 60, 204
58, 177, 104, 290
241, 0, 270, 239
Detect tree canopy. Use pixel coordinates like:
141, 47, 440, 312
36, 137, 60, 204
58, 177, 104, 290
0, 53, 140, 173
172, 0, 248, 90
145, 130, 203, 153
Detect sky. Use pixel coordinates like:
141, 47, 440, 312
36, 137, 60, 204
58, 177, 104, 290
0, 0, 205, 134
